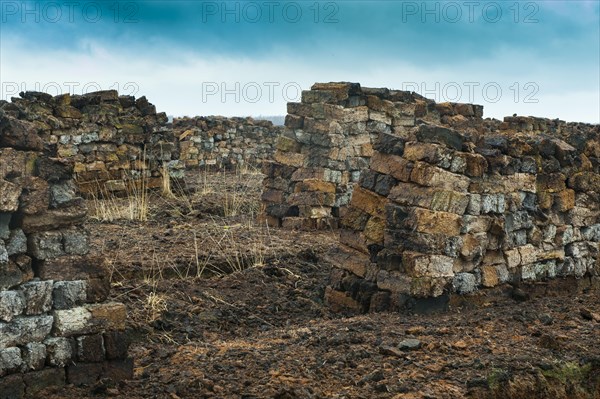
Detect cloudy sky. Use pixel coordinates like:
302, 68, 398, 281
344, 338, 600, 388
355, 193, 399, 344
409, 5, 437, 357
1, 1, 599, 122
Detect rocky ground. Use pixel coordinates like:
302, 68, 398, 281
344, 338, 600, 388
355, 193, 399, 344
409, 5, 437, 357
40, 169, 600, 399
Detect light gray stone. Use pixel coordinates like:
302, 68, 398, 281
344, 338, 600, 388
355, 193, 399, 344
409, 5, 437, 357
0, 316, 53, 349
0, 290, 25, 322
53, 306, 93, 337
62, 229, 89, 256
0, 212, 11, 240
0, 322, 21, 349
522, 261, 556, 281
452, 273, 477, 294
53, 280, 87, 310
22, 342, 46, 371
466, 194, 481, 215
565, 242, 591, 258
559, 257, 590, 278
505, 211, 533, 232
496, 264, 511, 284
20, 280, 54, 315
15, 316, 54, 344
28, 231, 64, 260
0, 241, 7, 265
49, 180, 78, 208
44, 337, 73, 367
581, 224, 600, 241
0, 256, 33, 290
5, 229, 27, 256
398, 339, 422, 351
481, 194, 505, 214
0, 347, 23, 377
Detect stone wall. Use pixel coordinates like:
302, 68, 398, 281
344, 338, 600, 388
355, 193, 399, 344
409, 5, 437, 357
0, 91, 177, 198
261, 82, 483, 229
322, 85, 600, 312
0, 108, 130, 395
172, 116, 283, 169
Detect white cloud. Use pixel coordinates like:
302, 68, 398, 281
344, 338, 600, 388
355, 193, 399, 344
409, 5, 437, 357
1, 36, 598, 123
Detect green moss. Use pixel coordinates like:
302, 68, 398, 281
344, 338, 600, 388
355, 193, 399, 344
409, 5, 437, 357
487, 368, 510, 390
541, 362, 591, 385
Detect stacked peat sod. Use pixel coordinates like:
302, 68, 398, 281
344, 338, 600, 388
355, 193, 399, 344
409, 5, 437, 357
173, 116, 283, 169
325, 94, 600, 312
0, 90, 178, 198
0, 97, 131, 396
261, 82, 483, 229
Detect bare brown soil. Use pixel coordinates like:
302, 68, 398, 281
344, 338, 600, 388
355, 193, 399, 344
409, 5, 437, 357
41, 170, 600, 399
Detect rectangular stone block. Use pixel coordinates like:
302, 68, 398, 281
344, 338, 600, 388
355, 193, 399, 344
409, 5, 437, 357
0, 347, 22, 377
388, 183, 468, 215
350, 186, 387, 217
459, 233, 488, 262
537, 173, 566, 193
402, 142, 453, 165
284, 114, 304, 129
369, 111, 392, 125
294, 179, 336, 193
287, 191, 335, 207
324, 287, 362, 313
52, 303, 126, 337
301, 89, 337, 104
384, 230, 460, 258
462, 153, 488, 177
409, 208, 462, 237
20, 280, 54, 315
568, 171, 600, 192
0, 148, 38, 181
324, 104, 369, 123
505, 173, 537, 193
14, 176, 48, 215
27, 231, 64, 260
62, 228, 89, 256
290, 167, 326, 181
461, 215, 492, 234
364, 216, 384, 244
480, 265, 499, 287
0, 180, 22, 213
554, 189, 575, 212
103, 331, 130, 360
480, 194, 506, 214
273, 151, 305, 167
410, 161, 470, 191
324, 246, 370, 278
21, 205, 87, 234
0, 291, 25, 322
0, 256, 33, 290
402, 252, 454, 278
311, 82, 361, 101
376, 270, 411, 294
52, 280, 87, 310
5, 229, 27, 256
369, 152, 412, 182
339, 228, 368, 254
44, 337, 74, 367
0, 213, 10, 241
261, 189, 285, 204
77, 334, 105, 363
416, 124, 465, 151
21, 342, 46, 371
0, 316, 53, 349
